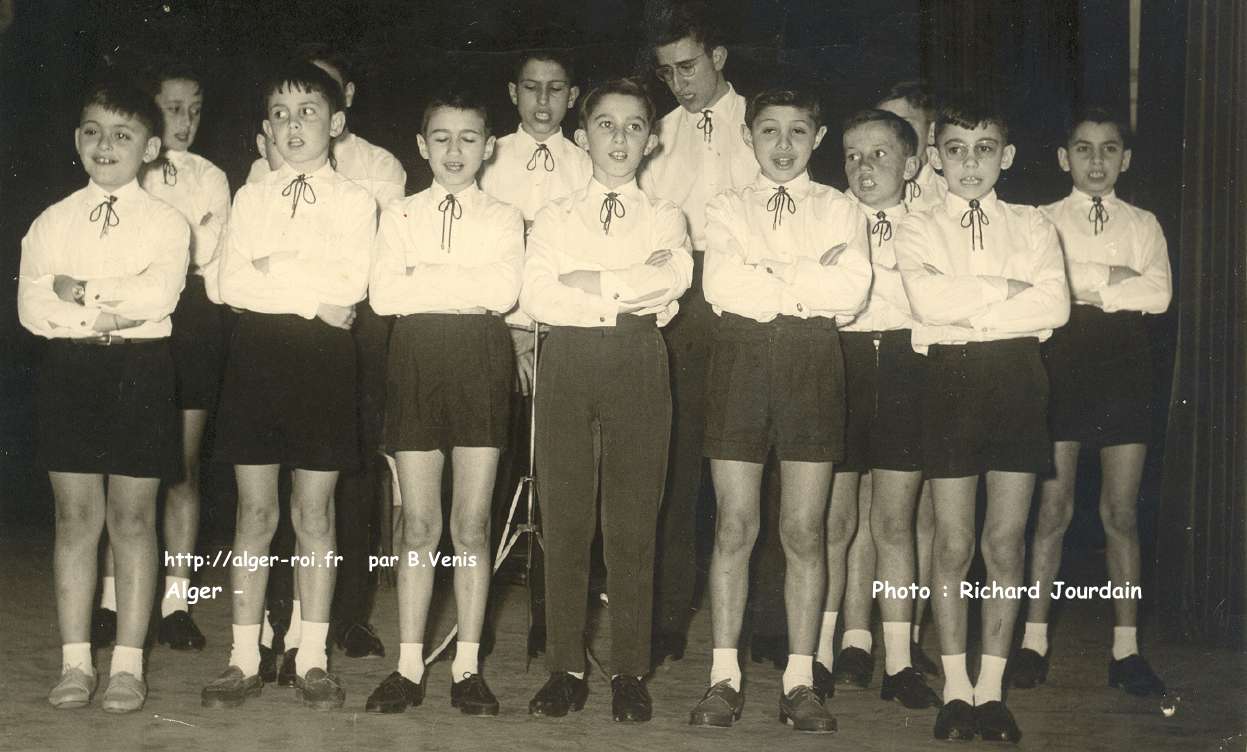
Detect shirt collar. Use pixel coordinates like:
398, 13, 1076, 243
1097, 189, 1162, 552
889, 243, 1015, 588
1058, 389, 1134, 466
274, 160, 336, 183
163, 149, 191, 166
431, 179, 480, 205
587, 176, 642, 201
943, 189, 999, 217
1070, 187, 1117, 205
679, 82, 741, 123
85, 178, 141, 204
846, 188, 906, 217
756, 171, 813, 201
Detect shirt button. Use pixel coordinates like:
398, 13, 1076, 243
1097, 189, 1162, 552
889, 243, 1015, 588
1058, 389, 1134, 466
613, 293, 620, 300
599, 316, 606, 323
796, 303, 804, 312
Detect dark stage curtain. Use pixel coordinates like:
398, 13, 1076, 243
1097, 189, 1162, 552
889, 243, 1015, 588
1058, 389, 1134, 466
1153, 0, 1247, 649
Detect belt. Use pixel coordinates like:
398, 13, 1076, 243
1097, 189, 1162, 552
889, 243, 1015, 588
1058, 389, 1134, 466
69, 334, 155, 346
415, 307, 490, 315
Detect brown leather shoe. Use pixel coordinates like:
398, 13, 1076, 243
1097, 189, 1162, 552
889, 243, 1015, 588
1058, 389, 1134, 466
689, 679, 744, 727
201, 665, 263, 708
778, 685, 836, 733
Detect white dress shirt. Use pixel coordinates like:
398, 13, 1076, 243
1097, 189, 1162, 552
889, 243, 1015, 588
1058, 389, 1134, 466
1041, 189, 1172, 314
19, 179, 189, 339
142, 149, 230, 302
480, 127, 593, 222
639, 83, 759, 251
895, 190, 1070, 352
370, 182, 524, 316
220, 162, 375, 319
703, 173, 872, 324
520, 178, 693, 328
248, 131, 406, 209
903, 161, 949, 213
842, 192, 914, 332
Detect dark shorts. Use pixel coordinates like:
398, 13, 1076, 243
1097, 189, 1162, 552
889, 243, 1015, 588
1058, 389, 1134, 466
214, 312, 359, 472
36, 339, 180, 479
839, 329, 926, 473
170, 275, 225, 410
922, 338, 1050, 478
385, 313, 513, 452
1044, 305, 1152, 446
703, 313, 845, 464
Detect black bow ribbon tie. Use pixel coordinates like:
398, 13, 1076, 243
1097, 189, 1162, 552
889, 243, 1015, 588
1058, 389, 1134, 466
766, 185, 797, 229
89, 195, 119, 238
162, 159, 178, 187
438, 193, 463, 251
1089, 195, 1110, 235
527, 143, 555, 172
696, 109, 714, 142
871, 210, 893, 245
599, 192, 625, 234
281, 173, 317, 218
960, 198, 989, 251
904, 178, 922, 204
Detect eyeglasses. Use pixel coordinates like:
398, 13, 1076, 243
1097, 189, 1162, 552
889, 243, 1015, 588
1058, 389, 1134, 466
654, 53, 708, 85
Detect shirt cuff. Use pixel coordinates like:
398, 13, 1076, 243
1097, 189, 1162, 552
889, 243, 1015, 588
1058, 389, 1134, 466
981, 276, 1010, 304
48, 303, 101, 333
779, 288, 808, 317
81, 280, 115, 308
599, 270, 636, 305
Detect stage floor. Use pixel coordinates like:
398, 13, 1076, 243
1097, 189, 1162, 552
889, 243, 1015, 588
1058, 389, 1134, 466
0, 528, 1242, 752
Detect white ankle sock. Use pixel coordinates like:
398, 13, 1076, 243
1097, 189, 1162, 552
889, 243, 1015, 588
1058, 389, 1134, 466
451, 642, 479, 682
285, 600, 302, 649
816, 611, 838, 667
99, 577, 117, 611
782, 654, 814, 694
398, 642, 424, 683
62, 642, 93, 674
228, 624, 262, 676
295, 621, 329, 674
1022, 621, 1049, 656
710, 648, 741, 690
843, 628, 873, 653
161, 576, 189, 617
974, 654, 1007, 704
567, 670, 585, 680
941, 653, 973, 704
110, 645, 143, 677
1112, 626, 1138, 660
260, 610, 274, 649
882, 621, 912, 675
912, 623, 922, 644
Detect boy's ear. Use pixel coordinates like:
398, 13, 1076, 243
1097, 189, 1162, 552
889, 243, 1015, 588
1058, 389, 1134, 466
483, 134, 497, 161
1056, 146, 1071, 173
643, 132, 659, 157
811, 124, 828, 151
255, 132, 268, 159
73, 127, 83, 156
342, 82, 356, 109
574, 129, 589, 150
329, 111, 347, 139
928, 143, 943, 171
261, 119, 274, 142
1120, 148, 1132, 173
1000, 143, 1017, 170
903, 154, 921, 181
416, 133, 430, 161
740, 123, 753, 148
508, 82, 519, 107
568, 85, 580, 110
711, 45, 728, 72
926, 122, 935, 153
142, 135, 162, 164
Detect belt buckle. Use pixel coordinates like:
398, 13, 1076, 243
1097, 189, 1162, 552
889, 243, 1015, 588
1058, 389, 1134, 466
99, 333, 115, 346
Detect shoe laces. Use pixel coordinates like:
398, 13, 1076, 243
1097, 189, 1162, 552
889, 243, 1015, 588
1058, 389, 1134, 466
614, 675, 646, 703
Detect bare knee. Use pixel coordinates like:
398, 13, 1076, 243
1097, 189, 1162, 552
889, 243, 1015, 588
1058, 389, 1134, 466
1100, 501, 1138, 541
825, 505, 858, 552
56, 503, 104, 538
935, 531, 975, 575
402, 510, 442, 551
107, 505, 156, 542
293, 503, 334, 541
1036, 489, 1075, 540
236, 500, 278, 540
782, 517, 825, 561
450, 514, 490, 551
981, 528, 1026, 572
715, 511, 759, 556
871, 507, 912, 551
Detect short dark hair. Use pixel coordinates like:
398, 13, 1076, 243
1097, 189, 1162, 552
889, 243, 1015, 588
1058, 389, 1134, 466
295, 42, 355, 85
876, 80, 936, 121
1065, 106, 1132, 149
647, 0, 724, 54
934, 95, 1009, 144
745, 88, 823, 130
261, 61, 345, 116
513, 49, 576, 85
842, 109, 918, 156
143, 60, 204, 98
578, 78, 655, 130
81, 79, 162, 139
421, 90, 492, 137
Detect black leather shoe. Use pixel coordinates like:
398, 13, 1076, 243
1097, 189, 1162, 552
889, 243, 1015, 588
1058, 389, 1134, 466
975, 700, 1022, 743
933, 698, 976, 740
277, 648, 299, 687
201, 666, 263, 708
689, 679, 743, 727
611, 675, 652, 722
651, 631, 686, 667
832, 646, 873, 689
1007, 648, 1048, 689
91, 608, 117, 649
158, 610, 207, 651
336, 622, 385, 659
259, 645, 278, 684
880, 666, 942, 709
751, 634, 788, 669
912, 641, 941, 676
297, 668, 345, 710
365, 671, 423, 713
812, 661, 835, 701
452, 673, 500, 716
778, 685, 836, 732
527, 625, 546, 658
528, 672, 588, 717
1108, 654, 1166, 696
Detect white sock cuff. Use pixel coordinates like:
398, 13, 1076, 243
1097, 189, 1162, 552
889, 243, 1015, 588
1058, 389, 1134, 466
843, 628, 873, 652
99, 577, 117, 611
110, 645, 144, 677
62, 642, 93, 674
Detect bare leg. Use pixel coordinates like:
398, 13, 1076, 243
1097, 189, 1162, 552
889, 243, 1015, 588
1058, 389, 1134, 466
449, 447, 501, 643
290, 469, 341, 623
779, 460, 834, 655
1025, 441, 1080, 625
708, 459, 764, 649
841, 474, 876, 635
1098, 444, 1147, 628
930, 477, 978, 657
106, 474, 162, 648
979, 472, 1036, 660
870, 469, 924, 623
913, 481, 934, 633
51, 473, 107, 645
164, 409, 207, 580
395, 450, 444, 645
822, 471, 860, 625
231, 465, 280, 627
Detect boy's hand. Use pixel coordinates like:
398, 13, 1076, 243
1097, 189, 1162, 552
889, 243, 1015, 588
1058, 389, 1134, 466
53, 275, 81, 302
922, 262, 944, 275
90, 312, 145, 333
316, 303, 356, 330
757, 259, 789, 276
645, 249, 673, 266
559, 270, 601, 296
515, 350, 535, 396
1108, 265, 1141, 285
199, 212, 214, 226
1006, 279, 1032, 298
820, 243, 848, 266
252, 256, 270, 274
